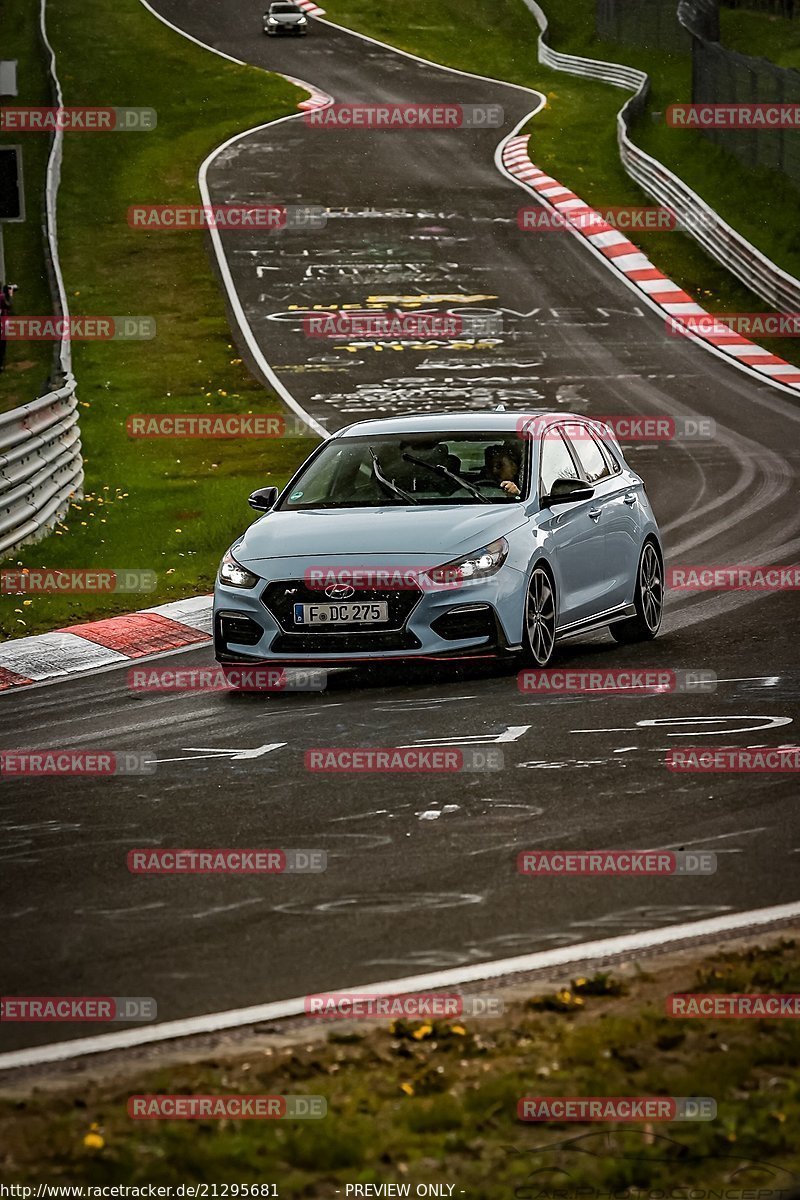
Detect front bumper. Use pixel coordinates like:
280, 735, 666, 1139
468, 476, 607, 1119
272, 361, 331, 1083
214, 565, 524, 665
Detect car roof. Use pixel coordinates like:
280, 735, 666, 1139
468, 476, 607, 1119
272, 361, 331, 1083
333, 410, 584, 438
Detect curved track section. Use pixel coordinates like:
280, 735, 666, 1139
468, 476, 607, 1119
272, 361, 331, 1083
1, 0, 798, 1060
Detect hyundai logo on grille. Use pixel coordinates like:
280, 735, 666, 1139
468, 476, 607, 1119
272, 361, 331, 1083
324, 583, 356, 600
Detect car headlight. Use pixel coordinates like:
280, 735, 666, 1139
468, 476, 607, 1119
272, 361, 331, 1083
219, 548, 259, 589
297, 14, 307, 20
426, 538, 509, 586
266, 16, 278, 23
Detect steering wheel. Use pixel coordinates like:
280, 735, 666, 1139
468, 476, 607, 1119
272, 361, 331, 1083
475, 478, 515, 498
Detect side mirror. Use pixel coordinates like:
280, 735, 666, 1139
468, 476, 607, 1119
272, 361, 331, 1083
542, 476, 595, 506
248, 486, 279, 512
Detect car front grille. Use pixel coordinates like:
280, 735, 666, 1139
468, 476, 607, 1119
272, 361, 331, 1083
271, 629, 422, 654
261, 579, 423, 640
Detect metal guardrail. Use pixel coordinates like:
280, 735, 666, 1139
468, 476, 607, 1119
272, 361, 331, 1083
0, 374, 82, 556
521, 0, 800, 313
0, 0, 83, 562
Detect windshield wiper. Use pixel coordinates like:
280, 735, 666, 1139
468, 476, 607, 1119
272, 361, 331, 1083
369, 447, 419, 505
401, 451, 491, 504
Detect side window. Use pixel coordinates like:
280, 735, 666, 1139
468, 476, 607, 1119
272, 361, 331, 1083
539, 428, 580, 497
568, 427, 611, 484
596, 435, 622, 475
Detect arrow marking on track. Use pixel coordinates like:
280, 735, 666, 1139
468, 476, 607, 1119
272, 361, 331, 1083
400, 724, 531, 747
148, 743, 287, 764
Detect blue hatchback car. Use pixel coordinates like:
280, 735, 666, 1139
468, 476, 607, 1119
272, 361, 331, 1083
214, 411, 664, 669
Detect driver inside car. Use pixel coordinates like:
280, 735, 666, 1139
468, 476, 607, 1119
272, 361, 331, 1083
486, 440, 522, 498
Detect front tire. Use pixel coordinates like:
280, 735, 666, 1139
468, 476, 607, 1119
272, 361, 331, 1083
523, 565, 557, 666
611, 539, 663, 643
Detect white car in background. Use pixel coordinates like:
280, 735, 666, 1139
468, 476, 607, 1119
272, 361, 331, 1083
264, 2, 309, 35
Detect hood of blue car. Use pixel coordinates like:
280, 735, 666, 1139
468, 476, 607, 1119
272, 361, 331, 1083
234, 504, 526, 567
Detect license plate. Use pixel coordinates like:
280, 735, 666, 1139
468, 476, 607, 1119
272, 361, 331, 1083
293, 602, 390, 626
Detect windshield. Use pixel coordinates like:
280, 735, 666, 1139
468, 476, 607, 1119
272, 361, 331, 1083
270, 4, 301, 10
278, 432, 529, 510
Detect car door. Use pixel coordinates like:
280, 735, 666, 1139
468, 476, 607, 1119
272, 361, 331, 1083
536, 424, 608, 628
566, 424, 641, 610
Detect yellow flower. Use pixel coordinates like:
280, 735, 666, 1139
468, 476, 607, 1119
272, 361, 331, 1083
450, 1024, 467, 1036
83, 1124, 104, 1149
400, 1082, 414, 1096
412, 1023, 433, 1040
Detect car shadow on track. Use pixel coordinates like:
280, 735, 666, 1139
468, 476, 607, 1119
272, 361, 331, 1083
219, 624, 686, 704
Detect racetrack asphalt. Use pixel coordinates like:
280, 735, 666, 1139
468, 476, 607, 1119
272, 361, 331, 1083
0, 0, 798, 1059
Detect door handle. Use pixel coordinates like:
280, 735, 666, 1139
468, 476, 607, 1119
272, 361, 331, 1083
623, 493, 637, 505
588, 508, 602, 521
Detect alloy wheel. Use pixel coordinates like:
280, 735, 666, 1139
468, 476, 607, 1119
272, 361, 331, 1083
526, 567, 556, 666
640, 542, 663, 633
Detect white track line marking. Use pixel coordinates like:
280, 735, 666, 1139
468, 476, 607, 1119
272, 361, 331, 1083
649, 827, 766, 853
137, 0, 331, 436
198, 124, 331, 438
22, 15, 784, 1078
138, 0, 247, 64
1, 901, 798, 1071
137, 0, 548, 444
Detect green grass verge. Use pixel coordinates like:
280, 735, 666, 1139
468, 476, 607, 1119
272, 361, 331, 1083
1, 939, 798, 1190
321, 0, 800, 366
2, 0, 314, 639
719, 6, 800, 69
0, 0, 58, 413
